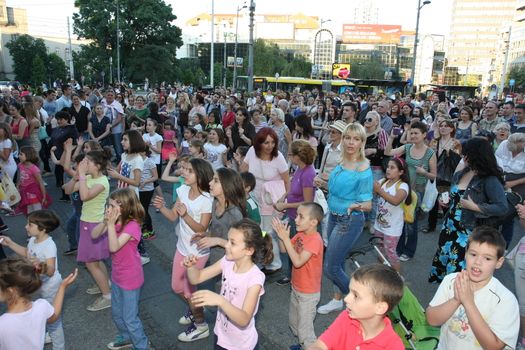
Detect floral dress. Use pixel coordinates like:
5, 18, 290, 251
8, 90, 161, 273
428, 185, 472, 283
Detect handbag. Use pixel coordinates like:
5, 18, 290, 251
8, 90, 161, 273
314, 188, 328, 214
437, 149, 461, 183
38, 125, 49, 140
1, 172, 20, 206
262, 180, 286, 205
421, 180, 438, 213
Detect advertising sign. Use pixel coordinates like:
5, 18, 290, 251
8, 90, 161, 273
342, 24, 402, 44
227, 57, 244, 68
332, 63, 351, 79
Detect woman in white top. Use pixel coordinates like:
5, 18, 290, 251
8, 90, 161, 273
0, 122, 17, 180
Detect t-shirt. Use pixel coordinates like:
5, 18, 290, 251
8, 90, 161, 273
0, 138, 17, 179
18, 163, 39, 190
246, 197, 261, 224
208, 201, 243, 263
204, 142, 227, 170
373, 180, 409, 237
215, 257, 265, 350
143, 132, 163, 164
139, 157, 156, 192
319, 312, 404, 350
0, 299, 54, 350
102, 99, 125, 134
111, 220, 144, 290
81, 175, 110, 223
175, 185, 213, 257
291, 232, 323, 293
429, 273, 519, 350
27, 236, 62, 298
118, 153, 144, 197
287, 165, 316, 220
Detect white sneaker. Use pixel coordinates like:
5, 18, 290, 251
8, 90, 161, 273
178, 309, 194, 325
86, 284, 101, 295
178, 323, 209, 342
141, 256, 151, 265
317, 299, 343, 314
399, 254, 411, 262
45, 332, 52, 344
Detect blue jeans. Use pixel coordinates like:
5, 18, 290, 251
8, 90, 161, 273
111, 283, 148, 350
65, 210, 81, 250
501, 219, 515, 249
397, 191, 423, 258
324, 212, 365, 295
112, 133, 123, 162
368, 167, 385, 225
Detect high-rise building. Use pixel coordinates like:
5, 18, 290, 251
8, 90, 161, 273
446, 0, 515, 87
353, 0, 379, 25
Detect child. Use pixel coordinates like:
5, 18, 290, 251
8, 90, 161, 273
251, 109, 268, 133
109, 129, 145, 198
241, 172, 261, 224
153, 158, 214, 342
139, 145, 158, 240
143, 118, 163, 199
91, 188, 149, 350
0, 257, 77, 350
180, 127, 197, 156
0, 210, 68, 350
189, 139, 206, 159
161, 153, 190, 204
230, 145, 249, 170
204, 128, 227, 170
272, 203, 324, 350
161, 120, 177, 162
372, 158, 412, 272
426, 226, 519, 350
308, 264, 405, 350
15, 146, 51, 215
195, 130, 208, 142
184, 219, 273, 350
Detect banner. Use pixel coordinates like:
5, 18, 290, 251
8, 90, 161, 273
332, 63, 351, 79
342, 24, 402, 44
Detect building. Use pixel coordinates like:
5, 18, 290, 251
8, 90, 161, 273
353, 0, 379, 25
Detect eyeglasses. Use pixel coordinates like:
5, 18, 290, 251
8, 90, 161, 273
365, 118, 374, 123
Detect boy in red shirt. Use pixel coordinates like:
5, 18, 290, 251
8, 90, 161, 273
308, 264, 404, 350
273, 203, 324, 350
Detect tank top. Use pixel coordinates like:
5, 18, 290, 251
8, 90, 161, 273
11, 117, 30, 147
405, 144, 434, 190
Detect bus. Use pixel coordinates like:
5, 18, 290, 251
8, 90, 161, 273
236, 76, 355, 94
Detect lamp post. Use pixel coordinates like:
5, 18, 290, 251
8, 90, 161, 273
410, 0, 431, 91
210, 0, 215, 87
247, 0, 255, 93
116, 0, 120, 83
233, 3, 247, 92
314, 19, 331, 79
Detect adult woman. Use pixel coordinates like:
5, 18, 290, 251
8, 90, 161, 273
128, 95, 149, 126
293, 113, 318, 148
88, 104, 112, 147
226, 107, 255, 153
385, 121, 437, 261
51, 111, 79, 200
9, 102, 29, 151
69, 94, 91, 139
396, 103, 411, 126
159, 96, 178, 130
240, 127, 290, 273
188, 94, 205, 123
22, 97, 41, 153
496, 133, 525, 248
222, 100, 236, 129
270, 108, 292, 161
390, 103, 400, 120
428, 138, 508, 283
177, 92, 191, 135
317, 123, 373, 315
0, 123, 17, 180
493, 122, 510, 151
455, 106, 478, 142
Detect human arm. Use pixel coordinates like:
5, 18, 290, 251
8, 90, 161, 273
426, 274, 461, 326
140, 164, 158, 189
152, 196, 179, 222
33, 170, 47, 206
47, 269, 78, 324
373, 181, 408, 206
0, 141, 11, 162
183, 254, 223, 285
77, 159, 105, 201
272, 218, 313, 268
384, 132, 406, 157
0, 235, 28, 257
87, 121, 95, 140
274, 185, 314, 211
90, 221, 108, 239
175, 201, 211, 233
415, 152, 437, 181
161, 154, 180, 182
98, 123, 112, 141
108, 167, 141, 187
461, 176, 508, 216
105, 209, 133, 253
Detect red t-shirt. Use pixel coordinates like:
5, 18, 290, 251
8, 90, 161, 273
319, 312, 404, 350
111, 220, 144, 290
291, 231, 323, 293
222, 111, 235, 129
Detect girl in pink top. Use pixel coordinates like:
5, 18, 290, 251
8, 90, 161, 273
184, 219, 273, 350
91, 188, 148, 350
15, 146, 51, 215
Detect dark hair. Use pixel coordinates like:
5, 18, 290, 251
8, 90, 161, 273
299, 202, 324, 224
410, 121, 428, 134
467, 226, 506, 259
461, 138, 503, 180
189, 158, 214, 193
184, 127, 197, 137
352, 264, 404, 313
236, 146, 249, 157
148, 101, 159, 114
438, 119, 456, 138
294, 114, 315, 139
61, 84, 71, 92
240, 171, 256, 192
195, 94, 205, 105
123, 129, 146, 154
216, 168, 247, 217
231, 219, 273, 264
55, 110, 71, 122
235, 108, 250, 128
253, 127, 279, 159
20, 146, 39, 164
109, 188, 146, 228
210, 128, 225, 144
27, 210, 60, 233
86, 148, 112, 173
504, 101, 515, 108
388, 158, 413, 205
515, 104, 525, 112
0, 257, 43, 303
190, 139, 205, 156
208, 108, 221, 124
9, 101, 22, 112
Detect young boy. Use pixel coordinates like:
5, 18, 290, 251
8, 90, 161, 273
307, 264, 404, 350
272, 203, 324, 350
426, 226, 519, 350
241, 171, 261, 224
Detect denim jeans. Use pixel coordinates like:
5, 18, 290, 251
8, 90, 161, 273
40, 276, 65, 350
324, 212, 365, 295
111, 283, 148, 350
65, 210, 81, 250
501, 219, 515, 249
368, 167, 385, 225
397, 191, 423, 258
112, 133, 123, 162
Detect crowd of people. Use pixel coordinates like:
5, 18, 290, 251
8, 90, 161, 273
0, 82, 524, 350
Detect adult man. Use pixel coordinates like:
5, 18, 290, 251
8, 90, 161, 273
501, 101, 516, 126
102, 89, 124, 162
278, 99, 295, 133
448, 95, 465, 119
43, 89, 58, 118
479, 101, 506, 133
78, 90, 91, 110
85, 86, 99, 107
340, 102, 357, 124
205, 93, 224, 116
512, 104, 525, 134
377, 100, 394, 134
55, 84, 72, 112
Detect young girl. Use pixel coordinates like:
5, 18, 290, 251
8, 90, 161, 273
0, 257, 77, 350
15, 146, 51, 216
0, 210, 67, 350
153, 158, 214, 342
189, 139, 206, 159
184, 219, 273, 350
180, 127, 197, 156
143, 118, 163, 199
139, 146, 159, 240
75, 149, 112, 311
229, 145, 249, 171
161, 153, 190, 203
109, 129, 145, 199
204, 128, 227, 170
373, 158, 412, 272
91, 188, 149, 350
161, 120, 177, 162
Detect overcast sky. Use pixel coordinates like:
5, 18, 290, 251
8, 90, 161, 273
7, 0, 453, 38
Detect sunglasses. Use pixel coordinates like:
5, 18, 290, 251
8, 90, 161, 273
365, 118, 374, 123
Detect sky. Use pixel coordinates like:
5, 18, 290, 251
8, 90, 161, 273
6, 0, 453, 39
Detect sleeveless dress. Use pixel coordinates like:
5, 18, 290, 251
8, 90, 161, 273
455, 122, 474, 142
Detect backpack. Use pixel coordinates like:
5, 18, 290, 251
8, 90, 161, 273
379, 179, 418, 224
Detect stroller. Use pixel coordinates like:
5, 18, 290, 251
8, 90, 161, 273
347, 237, 440, 350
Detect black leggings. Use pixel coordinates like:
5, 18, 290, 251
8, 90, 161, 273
139, 190, 154, 232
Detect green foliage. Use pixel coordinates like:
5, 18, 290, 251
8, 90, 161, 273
30, 56, 46, 86
349, 59, 386, 80
6, 34, 48, 83
173, 58, 206, 86
48, 53, 68, 83
507, 65, 525, 91
73, 0, 183, 84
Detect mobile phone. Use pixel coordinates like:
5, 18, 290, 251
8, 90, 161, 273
393, 127, 401, 136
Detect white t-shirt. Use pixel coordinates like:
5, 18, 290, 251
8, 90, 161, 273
176, 184, 213, 257
139, 157, 156, 192
27, 236, 62, 300
0, 138, 17, 179
373, 180, 409, 237
142, 132, 163, 164
204, 142, 227, 170
0, 299, 54, 350
429, 273, 519, 350
118, 153, 144, 197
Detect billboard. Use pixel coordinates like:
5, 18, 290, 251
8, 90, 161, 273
332, 63, 351, 79
227, 57, 243, 68
342, 24, 402, 44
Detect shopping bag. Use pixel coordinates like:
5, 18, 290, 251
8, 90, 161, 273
1, 172, 20, 206
314, 188, 328, 214
420, 180, 438, 213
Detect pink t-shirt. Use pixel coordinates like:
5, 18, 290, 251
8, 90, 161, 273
0, 299, 54, 350
111, 220, 144, 290
18, 163, 39, 189
215, 257, 265, 350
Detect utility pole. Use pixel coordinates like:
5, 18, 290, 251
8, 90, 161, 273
499, 26, 512, 98
233, 3, 247, 93
210, 0, 215, 87
247, 0, 255, 93
410, 0, 431, 91
223, 29, 227, 88
116, 0, 120, 83
67, 17, 74, 80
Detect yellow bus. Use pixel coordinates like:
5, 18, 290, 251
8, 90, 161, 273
236, 76, 355, 94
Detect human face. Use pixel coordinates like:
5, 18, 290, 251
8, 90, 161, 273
385, 160, 403, 180
235, 110, 246, 124
25, 222, 45, 238
344, 279, 383, 320
495, 126, 510, 141
377, 103, 388, 115
85, 155, 100, 175
105, 199, 121, 220
460, 110, 470, 121
456, 96, 465, 107
121, 134, 130, 152
146, 120, 156, 134
484, 102, 497, 118
329, 129, 342, 143
183, 129, 192, 140
294, 206, 317, 233
209, 174, 223, 198
261, 135, 276, 155
208, 130, 218, 143
343, 131, 363, 157
439, 122, 453, 137
224, 228, 250, 261
8, 106, 18, 116
465, 242, 504, 288
181, 162, 197, 186
402, 105, 411, 115
409, 128, 425, 144
364, 116, 378, 129
515, 107, 525, 122
83, 142, 92, 153
56, 117, 68, 127
72, 95, 80, 105
502, 104, 513, 117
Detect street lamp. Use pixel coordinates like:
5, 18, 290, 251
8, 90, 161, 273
233, 2, 247, 92
247, 0, 256, 93
410, 0, 431, 91
210, 0, 215, 87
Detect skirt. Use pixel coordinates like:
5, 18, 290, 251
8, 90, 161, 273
77, 220, 110, 263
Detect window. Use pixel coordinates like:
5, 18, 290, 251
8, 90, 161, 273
6, 7, 15, 25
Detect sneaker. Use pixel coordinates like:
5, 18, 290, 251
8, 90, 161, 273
86, 284, 101, 295
317, 299, 343, 314
0, 202, 12, 213
142, 230, 156, 240
177, 323, 210, 342
63, 248, 78, 256
45, 332, 52, 344
140, 256, 151, 265
399, 254, 411, 262
107, 335, 133, 349
42, 171, 53, 177
86, 296, 111, 312
178, 309, 195, 325
0, 225, 8, 233
289, 345, 302, 350
276, 276, 291, 286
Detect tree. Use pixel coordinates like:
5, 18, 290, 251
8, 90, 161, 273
47, 53, 68, 83
31, 56, 46, 87
73, 0, 183, 84
348, 59, 386, 80
6, 34, 48, 83
507, 65, 525, 92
